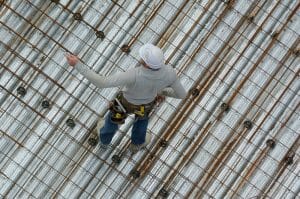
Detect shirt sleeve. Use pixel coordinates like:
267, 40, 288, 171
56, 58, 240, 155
74, 63, 135, 88
161, 78, 187, 99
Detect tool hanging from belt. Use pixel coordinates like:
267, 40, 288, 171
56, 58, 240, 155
110, 93, 155, 124
109, 98, 127, 124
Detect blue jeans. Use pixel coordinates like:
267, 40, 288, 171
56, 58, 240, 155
99, 111, 148, 145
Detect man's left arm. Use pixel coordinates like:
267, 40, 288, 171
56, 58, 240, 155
161, 79, 187, 99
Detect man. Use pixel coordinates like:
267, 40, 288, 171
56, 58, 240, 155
66, 43, 187, 153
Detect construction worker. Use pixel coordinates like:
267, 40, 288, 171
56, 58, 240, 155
66, 43, 187, 153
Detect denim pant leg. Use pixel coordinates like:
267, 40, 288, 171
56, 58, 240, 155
99, 112, 119, 145
131, 116, 149, 145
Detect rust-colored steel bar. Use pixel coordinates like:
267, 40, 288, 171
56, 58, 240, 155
0, 5, 78, 193
216, 72, 300, 197
93, 0, 129, 33
146, 0, 227, 150
207, 34, 299, 190
260, 135, 300, 198
125, 7, 252, 197
134, 0, 244, 174
108, 0, 227, 194
118, 1, 259, 197
2, 0, 119, 123
216, 50, 300, 197
0, 83, 113, 196
231, 101, 300, 197
49, 0, 102, 33
1, 84, 102, 197
165, 0, 215, 64
150, 1, 269, 195
0, 39, 100, 119
0, 1, 54, 86
101, 0, 193, 152
71, 1, 171, 197
156, 1, 195, 47
0, 138, 58, 194
0, 2, 87, 79
0, 59, 96, 130
0, 1, 112, 196
0, 0, 105, 162
187, 0, 298, 197
193, 4, 300, 196
225, 4, 299, 106
145, 2, 265, 174
212, 1, 284, 100
88, 2, 219, 194
0, 8, 99, 127
151, 122, 212, 197
1, 0, 298, 198
49, 0, 173, 196
126, 0, 166, 48
95, 1, 119, 29
196, 15, 293, 197
151, 11, 264, 199
176, 0, 236, 76
276, 158, 300, 198
129, 0, 143, 17
56, 1, 166, 196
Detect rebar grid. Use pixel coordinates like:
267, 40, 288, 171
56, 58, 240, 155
0, 0, 299, 198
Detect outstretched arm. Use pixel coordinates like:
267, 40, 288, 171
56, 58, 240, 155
66, 54, 134, 88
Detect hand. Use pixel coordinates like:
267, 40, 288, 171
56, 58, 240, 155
65, 53, 79, 66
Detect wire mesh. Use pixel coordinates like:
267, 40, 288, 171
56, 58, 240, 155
0, 0, 299, 198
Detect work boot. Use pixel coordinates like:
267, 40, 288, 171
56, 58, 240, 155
129, 131, 152, 154
95, 117, 110, 153
96, 143, 111, 156
96, 116, 105, 134
88, 117, 105, 147
99, 143, 109, 151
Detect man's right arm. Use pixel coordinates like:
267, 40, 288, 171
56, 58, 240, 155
75, 63, 135, 88
66, 54, 134, 89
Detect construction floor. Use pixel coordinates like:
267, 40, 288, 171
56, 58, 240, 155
0, 0, 299, 198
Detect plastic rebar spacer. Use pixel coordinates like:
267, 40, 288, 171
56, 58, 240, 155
88, 138, 98, 146
41, 100, 50, 109
243, 120, 253, 130
66, 118, 76, 128
159, 188, 169, 198
17, 86, 26, 97
285, 151, 295, 165
95, 30, 105, 39
73, 13, 83, 21
112, 155, 122, 164
159, 139, 168, 148
266, 139, 275, 149
121, 44, 131, 53
130, 169, 140, 179
191, 88, 200, 97
220, 102, 230, 112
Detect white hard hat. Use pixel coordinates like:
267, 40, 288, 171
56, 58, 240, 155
139, 43, 165, 69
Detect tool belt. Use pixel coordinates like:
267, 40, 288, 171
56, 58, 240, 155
109, 92, 156, 124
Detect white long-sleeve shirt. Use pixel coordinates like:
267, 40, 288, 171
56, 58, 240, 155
75, 63, 187, 105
